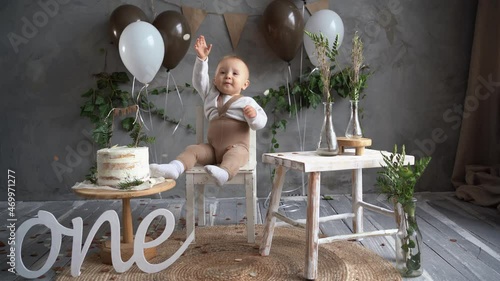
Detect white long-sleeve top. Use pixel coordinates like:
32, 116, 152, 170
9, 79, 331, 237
192, 57, 267, 131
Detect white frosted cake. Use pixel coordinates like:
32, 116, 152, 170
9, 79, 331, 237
96, 146, 150, 187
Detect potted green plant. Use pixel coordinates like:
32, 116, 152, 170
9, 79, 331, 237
376, 145, 431, 277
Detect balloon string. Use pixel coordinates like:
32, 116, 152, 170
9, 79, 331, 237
137, 84, 147, 105
289, 64, 303, 152
301, 1, 309, 196
164, 71, 171, 122
131, 77, 136, 100
145, 85, 154, 131
170, 73, 184, 135
300, 2, 305, 83
285, 64, 292, 117
135, 84, 150, 131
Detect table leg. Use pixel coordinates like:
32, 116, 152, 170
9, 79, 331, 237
305, 172, 320, 280
101, 198, 156, 264
122, 198, 133, 244
352, 168, 363, 233
260, 165, 287, 256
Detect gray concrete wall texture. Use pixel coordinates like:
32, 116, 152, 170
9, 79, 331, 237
0, 0, 477, 201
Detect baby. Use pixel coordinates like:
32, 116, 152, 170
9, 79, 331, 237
150, 35, 267, 186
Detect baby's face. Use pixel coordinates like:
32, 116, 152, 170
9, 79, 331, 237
214, 57, 250, 96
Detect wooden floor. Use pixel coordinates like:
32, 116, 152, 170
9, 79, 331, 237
1, 192, 499, 281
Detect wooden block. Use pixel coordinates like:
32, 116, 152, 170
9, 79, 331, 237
337, 137, 372, 156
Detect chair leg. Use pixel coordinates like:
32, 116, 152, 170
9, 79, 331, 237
196, 184, 206, 226
245, 173, 256, 243
186, 175, 196, 243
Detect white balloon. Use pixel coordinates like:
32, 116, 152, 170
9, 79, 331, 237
304, 9, 344, 67
119, 21, 164, 84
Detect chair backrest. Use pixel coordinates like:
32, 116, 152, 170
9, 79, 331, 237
195, 106, 256, 169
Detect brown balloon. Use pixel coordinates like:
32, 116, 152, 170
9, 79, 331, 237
109, 5, 148, 46
153, 11, 192, 71
261, 0, 305, 63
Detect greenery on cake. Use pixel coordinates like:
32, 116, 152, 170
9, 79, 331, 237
85, 165, 98, 184
117, 178, 145, 190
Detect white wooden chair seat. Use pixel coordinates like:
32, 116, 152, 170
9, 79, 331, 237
185, 106, 257, 243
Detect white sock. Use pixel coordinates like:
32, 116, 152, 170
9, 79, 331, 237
150, 160, 184, 179
204, 165, 229, 186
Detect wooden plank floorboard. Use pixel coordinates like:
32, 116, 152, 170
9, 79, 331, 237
319, 197, 352, 237
329, 194, 396, 261
29, 200, 123, 281
2, 193, 500, 281
417, 196, 500, 277
416, 203, 500, 281
8, 201, 81, 280
426, 198, 500, 253
361, 194, 462, 281
0, 201, 45, 229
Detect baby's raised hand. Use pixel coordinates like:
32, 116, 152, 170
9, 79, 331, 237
243, 105, 257, 118
194, 35, 212, 61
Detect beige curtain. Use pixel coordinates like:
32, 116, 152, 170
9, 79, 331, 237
452, 0, 500, 210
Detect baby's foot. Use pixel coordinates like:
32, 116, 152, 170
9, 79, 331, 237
204, 165, 229, 186
150, 160, 184, 179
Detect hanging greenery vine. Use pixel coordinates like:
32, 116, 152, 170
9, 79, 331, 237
253, 68, 324, 152
79, 69, 195, 183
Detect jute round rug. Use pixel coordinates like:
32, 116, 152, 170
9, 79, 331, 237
56, 225, 401, 280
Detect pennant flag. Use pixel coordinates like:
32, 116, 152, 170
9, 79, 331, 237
306, 0, 329, 15
182, 6, 207, 34
223, 13, 248, 50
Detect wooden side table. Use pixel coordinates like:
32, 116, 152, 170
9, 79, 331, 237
259, 149, 414, 280
73, 180, 176, 264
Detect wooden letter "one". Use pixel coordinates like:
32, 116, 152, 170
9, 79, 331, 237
15, 209, 193, 278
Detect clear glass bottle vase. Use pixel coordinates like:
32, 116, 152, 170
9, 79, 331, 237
345, 100, 363, 138
395, 198, 423, 277
316, 102, 339, 156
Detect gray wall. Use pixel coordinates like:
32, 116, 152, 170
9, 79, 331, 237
0, 0, 477, 201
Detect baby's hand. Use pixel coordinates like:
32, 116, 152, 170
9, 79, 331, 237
243, 105, 257, 118
194, 35, 212, 61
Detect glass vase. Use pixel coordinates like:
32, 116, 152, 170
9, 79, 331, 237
395, 198, 423, 277
345, 100, 363, 138
316, 102, 339, 156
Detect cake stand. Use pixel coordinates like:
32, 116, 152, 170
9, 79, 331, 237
73, 180, 176, 264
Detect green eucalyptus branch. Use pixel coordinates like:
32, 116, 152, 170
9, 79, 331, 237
376, 145, 431, 205
254, 69, 324, 152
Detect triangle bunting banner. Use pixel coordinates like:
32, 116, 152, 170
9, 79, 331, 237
223, 13, 248, 50
181, 6, 207, 34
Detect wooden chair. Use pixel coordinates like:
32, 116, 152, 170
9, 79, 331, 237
185, 107, 257, 243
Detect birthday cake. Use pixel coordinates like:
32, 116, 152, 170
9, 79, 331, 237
96, 146, 150, 188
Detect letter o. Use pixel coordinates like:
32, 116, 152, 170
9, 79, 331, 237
16, 211, 66, 278
77, 140, 93, 157
464, 95, 479, 113
32, 11, 49, 27
364, 21, 381, 38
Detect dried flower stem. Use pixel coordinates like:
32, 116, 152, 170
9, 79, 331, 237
350, 31, 364, 101
305, 31, 339, 103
